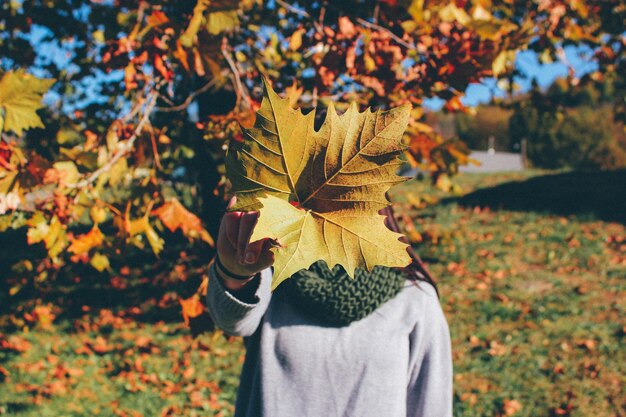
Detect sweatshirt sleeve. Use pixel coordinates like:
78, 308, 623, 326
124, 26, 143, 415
206, 262, 272, 337
406, 283, 453, 417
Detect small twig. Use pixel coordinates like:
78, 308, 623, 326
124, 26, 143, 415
222, 44, 250, 108
555, 46, 577, 81
312, 86, 318, 108
373, 2, 380, 24
319, 2, 326, 28
275, 0, 323, 33
128, 2, 147, 41
157, 94, 176, 107
355, 17, 416, 50
121, 80, 166, 122
148, 126, 162, 170
70, 93, 158, 189
121, 92, 146, 122
275, 0, 310, 18
155, 77, 222, 112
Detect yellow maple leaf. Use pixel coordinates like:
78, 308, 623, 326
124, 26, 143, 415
0, 70, 55, 135
115, 202, 165, 256
226, 78, 412, 289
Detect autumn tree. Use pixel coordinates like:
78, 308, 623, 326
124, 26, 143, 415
1, 0, 624, 319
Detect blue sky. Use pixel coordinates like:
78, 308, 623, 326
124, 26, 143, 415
27, 19, 598, 115
423, 43, 599, 110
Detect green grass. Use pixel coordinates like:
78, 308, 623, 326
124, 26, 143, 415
1, 169, 625, 417
391, 169, 626, 417
0, 320, 244, 416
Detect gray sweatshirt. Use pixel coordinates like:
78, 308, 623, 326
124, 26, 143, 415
206, 264, 453, 417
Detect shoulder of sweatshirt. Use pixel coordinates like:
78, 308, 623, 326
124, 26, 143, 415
401, 279, 440, 304
376, 280, 445, 328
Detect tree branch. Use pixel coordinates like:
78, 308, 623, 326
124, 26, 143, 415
222, 45, 250, 109
275, 0, 323, 33
272, 2, 419, 52
69, 93, 158, 189
155, 77, 223, 112
355, 17, 416, 50
275, 0, 310, 18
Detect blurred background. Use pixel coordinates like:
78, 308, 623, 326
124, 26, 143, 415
0, 1, 624, 416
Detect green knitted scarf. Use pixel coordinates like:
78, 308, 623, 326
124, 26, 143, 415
282, 261, 407, 326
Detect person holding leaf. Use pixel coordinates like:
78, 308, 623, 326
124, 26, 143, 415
206, 200, 453, 417
207, 80, 452, 416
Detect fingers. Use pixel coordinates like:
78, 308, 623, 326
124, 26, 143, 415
241, 238, 263, 264
221, 211, 243, 248
241, 235, 277, 266
218, 202, 274, 271
237, 211, 259, 261
218, 209, 259, 256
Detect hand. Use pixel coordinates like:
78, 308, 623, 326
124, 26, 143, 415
215, 198, 274, 290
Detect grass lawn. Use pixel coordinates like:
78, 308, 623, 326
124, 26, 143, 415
1, 169, 625, 416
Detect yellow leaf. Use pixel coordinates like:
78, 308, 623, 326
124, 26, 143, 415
26, 214, 50, 245
90, 253, 110, 272
27, 215, 68, 260
251, 196, 410, 289
90, 206, 107, 224
227, 79, 411, 288
56, 128, 83, 146
52, 161, 79, 186
106, 123, 120, 153
92, 29, 105, 44
180, 0, 209, 47
407, 0, 425, 22
0, 70, 55, 135
439, 3, 471, 26
468, 19, 517, 40
414, 121, 434, 133
235, 50, 247, 62
364, 53, 376, 72
289, 28, 305, 51
539, 49, 554, 64
0, 170, 18, 195
129, 216, 164, 255
410, 106, 424, 120
447, 144, 470, 163
206, 10, 239, 35
108, 158, 128, 186
471, 5, 492, 21
118, 201, 165, 256
435, 174, 452, 192
492, 50, 509, 77
401, 20, 418, 33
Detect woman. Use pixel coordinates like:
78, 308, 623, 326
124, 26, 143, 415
206, 204, 453, 417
